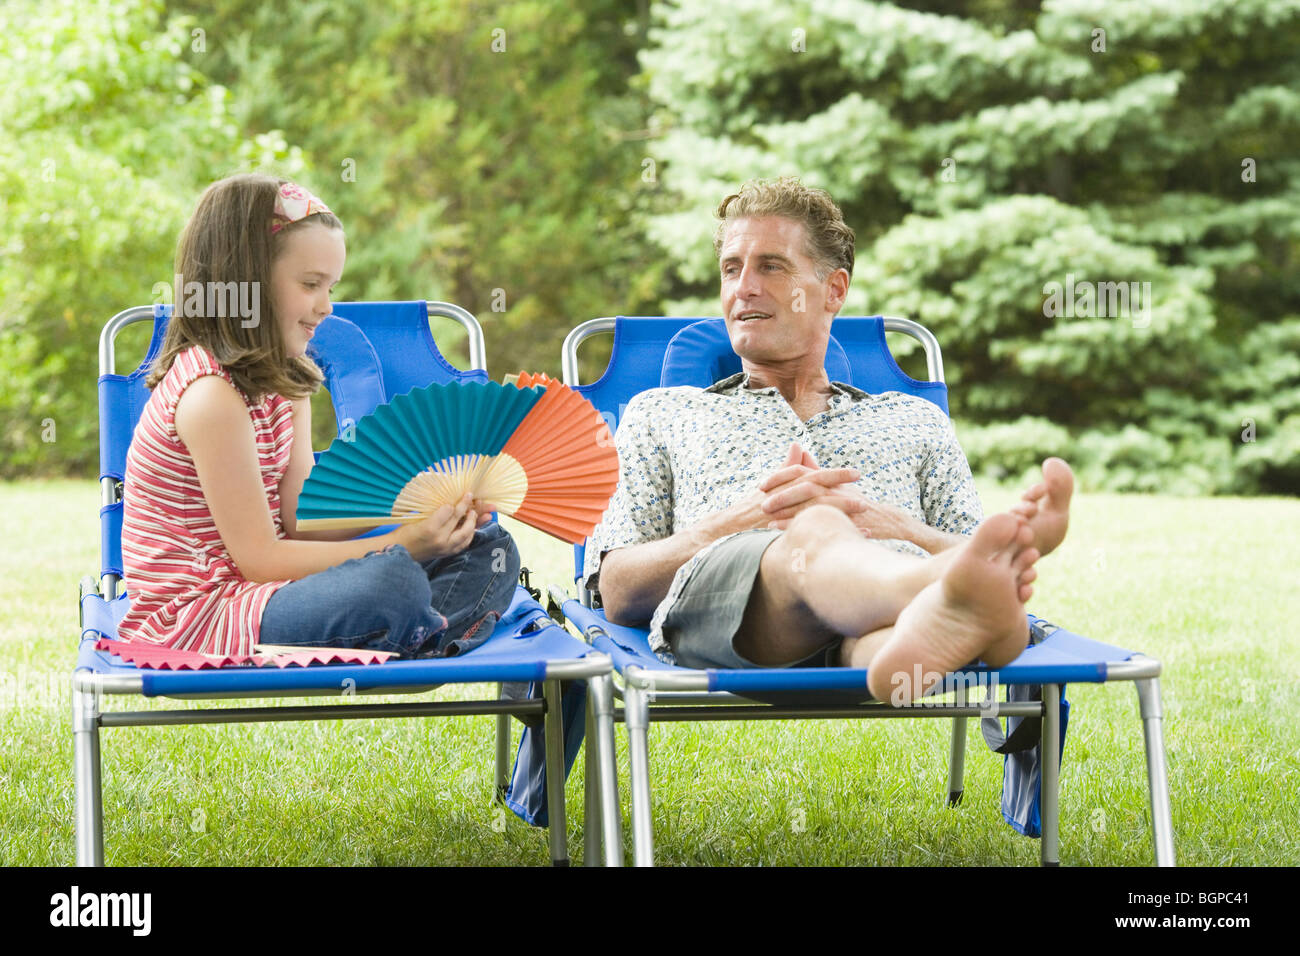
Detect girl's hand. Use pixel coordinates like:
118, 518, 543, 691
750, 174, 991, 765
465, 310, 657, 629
471, 499, 500, 527
395, 494, 478, 561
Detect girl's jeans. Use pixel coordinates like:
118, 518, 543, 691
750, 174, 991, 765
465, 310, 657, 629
259, 523, 521, 658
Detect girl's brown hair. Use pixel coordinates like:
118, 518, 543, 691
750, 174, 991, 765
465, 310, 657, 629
145, 173, 341, 401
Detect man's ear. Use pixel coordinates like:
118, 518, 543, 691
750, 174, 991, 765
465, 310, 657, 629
825, 267, 850, 314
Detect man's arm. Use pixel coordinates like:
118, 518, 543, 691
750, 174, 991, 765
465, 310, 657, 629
917, 408, 984, 542
760, 426, 976, 554
596, 443, 862, 624
763, 483, 965, 553
597, 515, 730, 626
887, 515, 967, 553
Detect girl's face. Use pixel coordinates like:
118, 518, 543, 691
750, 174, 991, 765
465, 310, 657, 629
270, 222, 346, 358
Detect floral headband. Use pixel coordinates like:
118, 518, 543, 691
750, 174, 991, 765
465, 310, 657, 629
270, 182, 334, 234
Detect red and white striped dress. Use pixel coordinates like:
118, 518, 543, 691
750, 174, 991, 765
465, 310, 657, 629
119, 345, 295, 655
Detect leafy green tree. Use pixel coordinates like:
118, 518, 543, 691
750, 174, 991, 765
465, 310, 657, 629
2, 0, 664, 475
168, 0, 664, 382
0, 0, 303, 475
639, 0, 1300, 493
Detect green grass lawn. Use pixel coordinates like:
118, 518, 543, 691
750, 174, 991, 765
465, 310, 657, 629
2, 479, 1297, 865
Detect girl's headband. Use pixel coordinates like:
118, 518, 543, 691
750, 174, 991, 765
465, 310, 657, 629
270, 182, 334, 234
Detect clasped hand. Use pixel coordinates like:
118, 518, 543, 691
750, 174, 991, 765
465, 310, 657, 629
747, 442, 916, 541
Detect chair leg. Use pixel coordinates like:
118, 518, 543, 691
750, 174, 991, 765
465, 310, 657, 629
624, 684, 654, 866
1135, 677, 1176, 866
542, 678, 569, 866
588, 672, 623, 866
494, 685, 511, 802
73, 679, 104, 867
494, 716, 511, 796
582, 688, 602, 867
946, 684, 968, 806
1040, 683, 1060, 866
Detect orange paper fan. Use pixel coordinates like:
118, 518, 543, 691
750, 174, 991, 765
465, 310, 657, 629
503, 374, 618, 542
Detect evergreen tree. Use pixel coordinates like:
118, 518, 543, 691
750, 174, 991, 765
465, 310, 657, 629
639, 0, 1300, 493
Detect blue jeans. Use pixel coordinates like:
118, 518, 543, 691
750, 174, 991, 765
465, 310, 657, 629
259, 523, 521, 658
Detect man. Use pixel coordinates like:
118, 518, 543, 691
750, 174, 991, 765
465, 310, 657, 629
582, 177, 1073, 703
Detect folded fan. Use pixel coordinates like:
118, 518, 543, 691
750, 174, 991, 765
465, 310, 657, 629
296, 378, 618, 544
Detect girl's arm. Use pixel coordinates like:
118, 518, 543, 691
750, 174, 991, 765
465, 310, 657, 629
278, 396, 384, 542
175, 376, 477, 582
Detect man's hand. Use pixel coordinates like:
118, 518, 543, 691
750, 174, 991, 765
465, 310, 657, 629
766, 487, 916, 540
760, 444, 963, 554
756, 442, 871, 525
600, 443, 859, 624
698, 442, 863, 539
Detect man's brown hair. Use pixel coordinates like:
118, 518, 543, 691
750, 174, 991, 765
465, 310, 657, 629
714, 176, 855, 280
145, 173, 341, 401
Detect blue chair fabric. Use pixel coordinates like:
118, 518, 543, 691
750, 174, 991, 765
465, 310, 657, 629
573, 316, 949, 433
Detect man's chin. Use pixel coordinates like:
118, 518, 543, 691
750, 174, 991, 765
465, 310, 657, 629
729, 328, 786, 357
727, 320, 774, 344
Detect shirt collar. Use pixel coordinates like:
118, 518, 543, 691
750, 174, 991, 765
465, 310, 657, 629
705, 371, 870, 401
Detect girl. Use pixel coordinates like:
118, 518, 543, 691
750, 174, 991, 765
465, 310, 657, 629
119, 173, 520, 659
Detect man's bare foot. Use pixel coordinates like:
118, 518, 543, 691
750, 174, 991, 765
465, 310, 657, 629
866, 512, 1037, 703
1010, 457, 1073, 558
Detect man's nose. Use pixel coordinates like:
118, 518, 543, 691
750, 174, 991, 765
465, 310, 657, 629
736, 262, 763, 296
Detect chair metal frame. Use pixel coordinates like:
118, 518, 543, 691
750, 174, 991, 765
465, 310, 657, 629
75, 301, 622, 867
558, 315, 1174, 867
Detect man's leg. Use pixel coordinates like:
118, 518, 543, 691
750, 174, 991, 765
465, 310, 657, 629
734, 505, 938, 666
865, 514, 1036, 702
734, 508, 1040, 699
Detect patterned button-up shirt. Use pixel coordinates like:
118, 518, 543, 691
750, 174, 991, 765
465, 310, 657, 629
581, 372, 984, 660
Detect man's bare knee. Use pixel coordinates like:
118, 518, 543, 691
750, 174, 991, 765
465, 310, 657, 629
781, 505, 860, 563
760, 506, 860, 606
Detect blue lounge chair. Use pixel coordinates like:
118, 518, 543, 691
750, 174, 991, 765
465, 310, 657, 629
553, 315, 1175, 867
75, 300, 621, 867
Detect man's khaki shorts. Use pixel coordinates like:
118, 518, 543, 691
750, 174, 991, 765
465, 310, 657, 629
661, 528, 842, 670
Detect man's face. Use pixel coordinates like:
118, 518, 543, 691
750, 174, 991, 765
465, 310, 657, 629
718, 216, 847, 367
